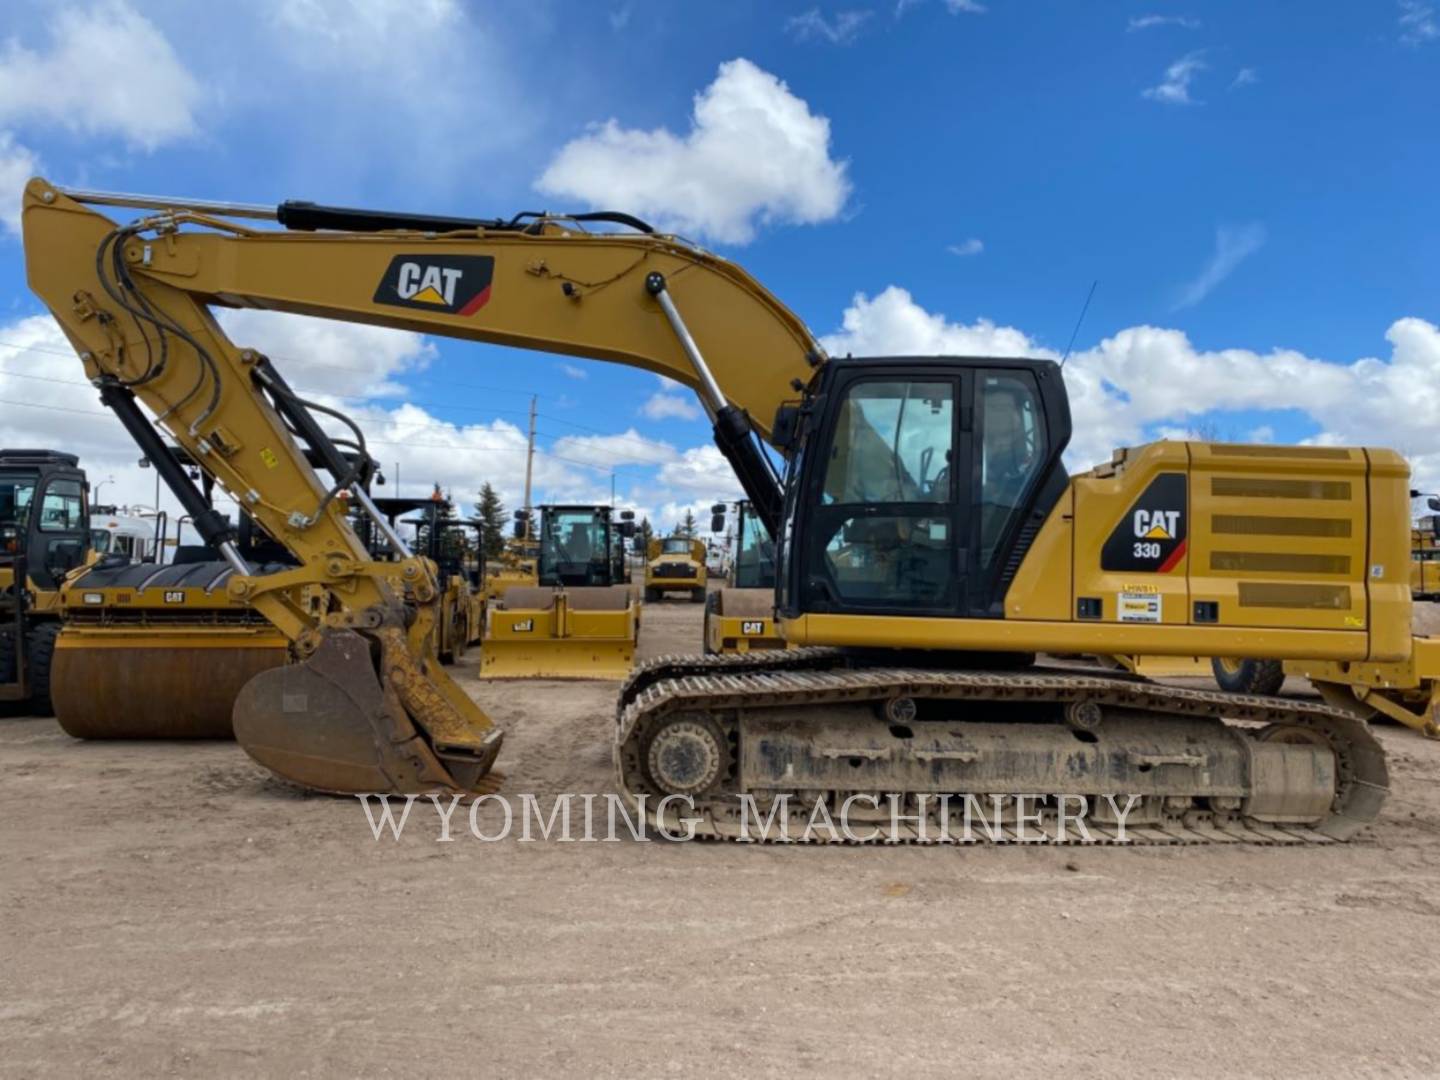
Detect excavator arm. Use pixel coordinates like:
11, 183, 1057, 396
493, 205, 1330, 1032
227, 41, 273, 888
21, 178, 821, 794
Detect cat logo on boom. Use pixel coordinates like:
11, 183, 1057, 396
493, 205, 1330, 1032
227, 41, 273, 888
373, 254, 495, 316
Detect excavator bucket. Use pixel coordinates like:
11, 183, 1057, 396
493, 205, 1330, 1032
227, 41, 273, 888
233, 622, 502, 794
52, 625, 287, 738
482, 585, 638, 680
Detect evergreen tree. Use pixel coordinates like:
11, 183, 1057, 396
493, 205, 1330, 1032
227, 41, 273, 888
679, 508, 698, 538
637, 516, 655, 554
473, 482, 508, 559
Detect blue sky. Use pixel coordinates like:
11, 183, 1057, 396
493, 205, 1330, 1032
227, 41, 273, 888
0, 0, 1437, 526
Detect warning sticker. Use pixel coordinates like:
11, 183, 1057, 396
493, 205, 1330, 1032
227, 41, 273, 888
1117, 591, 1162, 623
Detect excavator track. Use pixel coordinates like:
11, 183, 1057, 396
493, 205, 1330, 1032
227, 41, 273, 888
615, 651, 1389, 844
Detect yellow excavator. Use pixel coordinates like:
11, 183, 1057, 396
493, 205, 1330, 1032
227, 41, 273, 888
22, 178, 1434, 843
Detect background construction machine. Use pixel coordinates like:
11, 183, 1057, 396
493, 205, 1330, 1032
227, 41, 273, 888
1413, 511, 1440, 602
703, 499, 786, 654
644, 534, 707, 602
374, 493, 484, 664
482, 504, 639, 679
51, 452, 294, 739
24, 178, 1440, 844
0, 449, 90, 715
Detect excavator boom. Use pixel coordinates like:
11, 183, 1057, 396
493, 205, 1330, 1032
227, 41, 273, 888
21, 179, 818, 795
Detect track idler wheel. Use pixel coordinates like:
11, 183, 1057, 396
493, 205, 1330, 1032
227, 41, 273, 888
233, 624, 501, 795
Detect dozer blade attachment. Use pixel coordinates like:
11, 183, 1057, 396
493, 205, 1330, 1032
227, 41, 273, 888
481, 585, 638, 681
233, 625, 501, 795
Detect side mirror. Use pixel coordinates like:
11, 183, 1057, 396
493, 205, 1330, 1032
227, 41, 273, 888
710, 513, 725, 534
621, 522, 636, 539
771, 404, 801, 452
710, 503, 726, 515
514, 509, 529, 520
620, 510, 635, 521
1429, 497, 1440, 513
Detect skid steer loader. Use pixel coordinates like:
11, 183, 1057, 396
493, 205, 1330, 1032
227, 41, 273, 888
482, 504, 639, 679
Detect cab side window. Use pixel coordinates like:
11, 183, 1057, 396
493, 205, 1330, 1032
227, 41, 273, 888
978, 374, 1045, 570
39, 479, 84, 532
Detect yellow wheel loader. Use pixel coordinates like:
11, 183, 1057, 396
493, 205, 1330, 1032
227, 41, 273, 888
482, 504, 639, 679
703, 499, 787, 655
23, 178, 1440, 843
0, 449, 91, 715
644, 535, 707, 603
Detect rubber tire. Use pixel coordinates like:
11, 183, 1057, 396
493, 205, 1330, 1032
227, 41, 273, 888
1211, 657, 1285, 697
702, 589, 720, 655
644, 587, 659, 603
692, 587, 706, 604
24, 620, 60, 717
0, 627, 15, 687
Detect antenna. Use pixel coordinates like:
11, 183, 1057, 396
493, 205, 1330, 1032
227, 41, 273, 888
1060, 280, 1098, 369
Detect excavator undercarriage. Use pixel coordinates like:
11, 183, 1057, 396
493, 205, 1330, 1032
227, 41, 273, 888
617, 650, 1388, 843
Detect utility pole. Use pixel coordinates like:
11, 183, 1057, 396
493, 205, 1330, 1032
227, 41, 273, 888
522, 394, 537, 536
610, 470, 616, 507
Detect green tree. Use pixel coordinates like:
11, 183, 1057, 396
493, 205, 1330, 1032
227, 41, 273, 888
473, 481, 507, 559
679, 508, 697, 538
637, 515, 655, 554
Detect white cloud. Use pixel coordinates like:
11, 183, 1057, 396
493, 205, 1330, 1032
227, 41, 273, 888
896, 0, 985, 13
818, 288, 1440, 489
1230, 67, 1259, 89
0, 131, 39, 236
656, 445, 744, 499
1142, 51, 1206, 105
641, 390, 703, 421
217, 310, 434, 399
559, 363, 588, 380
821, 286, 1044, 358
0, 0, 202, 149
1399, 0, 1439, 45
535, 58, 851, 245
786, 8, 874, 44
1128, 14, 1200, 31
947, 238, 984, 256
1172, 223, 1266, 309
609, 4, 633, 30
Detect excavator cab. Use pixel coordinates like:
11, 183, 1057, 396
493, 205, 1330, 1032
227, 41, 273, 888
777, 359, 1069, 623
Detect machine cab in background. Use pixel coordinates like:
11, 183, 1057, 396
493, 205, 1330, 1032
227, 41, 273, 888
780, 358, 1071, 621
0, 449, 90, 591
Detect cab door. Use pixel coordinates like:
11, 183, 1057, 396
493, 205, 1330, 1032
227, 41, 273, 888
799, 369, 970, 616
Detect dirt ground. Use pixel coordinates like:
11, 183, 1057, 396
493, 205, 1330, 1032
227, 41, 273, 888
3, 596, 1440, 1079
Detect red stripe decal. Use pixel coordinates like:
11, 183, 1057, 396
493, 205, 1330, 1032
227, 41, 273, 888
1158, 538, 1188, 574
459, 284, 492, 316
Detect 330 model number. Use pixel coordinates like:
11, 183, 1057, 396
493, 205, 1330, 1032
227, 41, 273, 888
1133, 541, 1161, 560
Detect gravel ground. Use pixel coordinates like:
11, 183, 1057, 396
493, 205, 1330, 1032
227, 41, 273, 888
3, 595, 1440, 1078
